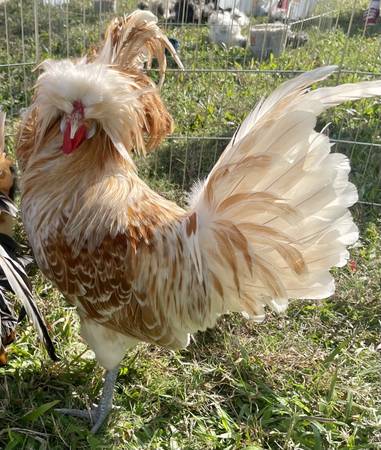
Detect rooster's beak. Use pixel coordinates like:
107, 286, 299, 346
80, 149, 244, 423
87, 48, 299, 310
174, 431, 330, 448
69, 117, 80, 139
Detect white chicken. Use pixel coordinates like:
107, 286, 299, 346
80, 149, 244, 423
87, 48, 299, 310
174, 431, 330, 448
208, 9, 249, 47
16, 10, 381, 433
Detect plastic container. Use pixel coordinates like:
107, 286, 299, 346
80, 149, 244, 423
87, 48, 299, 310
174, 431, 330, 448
288, 0, 318, 20
250, 23, 289, 59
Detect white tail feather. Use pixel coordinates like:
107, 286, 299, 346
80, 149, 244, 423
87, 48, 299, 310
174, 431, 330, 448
189, 67, 381, 321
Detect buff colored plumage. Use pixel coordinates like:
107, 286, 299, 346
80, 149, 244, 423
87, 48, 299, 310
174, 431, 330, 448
16, 10, 381, 432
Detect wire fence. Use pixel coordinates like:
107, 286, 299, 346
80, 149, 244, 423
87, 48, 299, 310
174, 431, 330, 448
0, 0, 380, 208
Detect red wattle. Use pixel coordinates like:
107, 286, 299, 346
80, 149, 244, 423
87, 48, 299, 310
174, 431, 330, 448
62, 123, 87, 155
63, 122, 73, 154
73, 125, 87, 149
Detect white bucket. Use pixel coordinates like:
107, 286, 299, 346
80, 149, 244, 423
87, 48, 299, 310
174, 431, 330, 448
288, 0, 318, 20
250, 23, 289, 59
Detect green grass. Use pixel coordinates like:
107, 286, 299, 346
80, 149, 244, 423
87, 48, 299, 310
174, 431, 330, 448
1, 0, 381, 448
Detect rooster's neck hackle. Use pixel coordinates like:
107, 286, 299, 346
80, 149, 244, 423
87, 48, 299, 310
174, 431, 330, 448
20, 120, 185, 259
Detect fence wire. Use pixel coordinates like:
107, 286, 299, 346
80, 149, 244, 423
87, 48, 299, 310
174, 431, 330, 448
0, 0, 380, 207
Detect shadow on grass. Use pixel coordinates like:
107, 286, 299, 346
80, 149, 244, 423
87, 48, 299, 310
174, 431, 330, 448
0, 333, 272, 448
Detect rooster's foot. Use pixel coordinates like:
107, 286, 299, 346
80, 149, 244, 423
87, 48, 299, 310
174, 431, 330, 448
55, 405, 108, 433
55, 366, 119, 433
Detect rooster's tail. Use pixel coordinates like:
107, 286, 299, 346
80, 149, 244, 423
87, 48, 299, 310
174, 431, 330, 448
188, 66, 381, 321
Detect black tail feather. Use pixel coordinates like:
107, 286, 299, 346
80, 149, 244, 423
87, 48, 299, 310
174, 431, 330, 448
0, 193, 58, 363
0, 240, 58, 362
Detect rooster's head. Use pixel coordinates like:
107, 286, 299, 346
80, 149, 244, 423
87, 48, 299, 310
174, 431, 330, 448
25, 59, 174, 163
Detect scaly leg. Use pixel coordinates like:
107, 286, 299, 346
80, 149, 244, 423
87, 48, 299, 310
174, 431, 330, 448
56, 366, 119, 433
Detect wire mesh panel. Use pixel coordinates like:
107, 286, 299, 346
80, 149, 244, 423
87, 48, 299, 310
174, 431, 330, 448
0, 0, 380, 207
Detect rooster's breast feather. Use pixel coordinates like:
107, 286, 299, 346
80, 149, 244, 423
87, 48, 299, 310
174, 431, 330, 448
40, 204, 218, 351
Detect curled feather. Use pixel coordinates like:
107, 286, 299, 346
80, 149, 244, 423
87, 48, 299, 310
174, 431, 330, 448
96, 10, 183, 87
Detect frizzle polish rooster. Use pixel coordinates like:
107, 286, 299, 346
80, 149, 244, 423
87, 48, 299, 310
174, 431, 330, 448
16, 10, 381, 433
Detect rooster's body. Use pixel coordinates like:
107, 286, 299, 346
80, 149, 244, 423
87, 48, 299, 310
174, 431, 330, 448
16, 10, 381, 432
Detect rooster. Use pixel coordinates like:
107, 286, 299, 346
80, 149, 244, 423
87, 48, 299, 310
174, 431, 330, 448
0, 111, 57, 365
16, 10, 381, 433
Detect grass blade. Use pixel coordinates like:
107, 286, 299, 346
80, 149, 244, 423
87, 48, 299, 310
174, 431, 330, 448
22, 400, 60, 422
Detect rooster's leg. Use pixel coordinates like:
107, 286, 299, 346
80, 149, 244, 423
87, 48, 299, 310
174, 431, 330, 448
90, 366, 119, 433
56, 366, 119, 433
